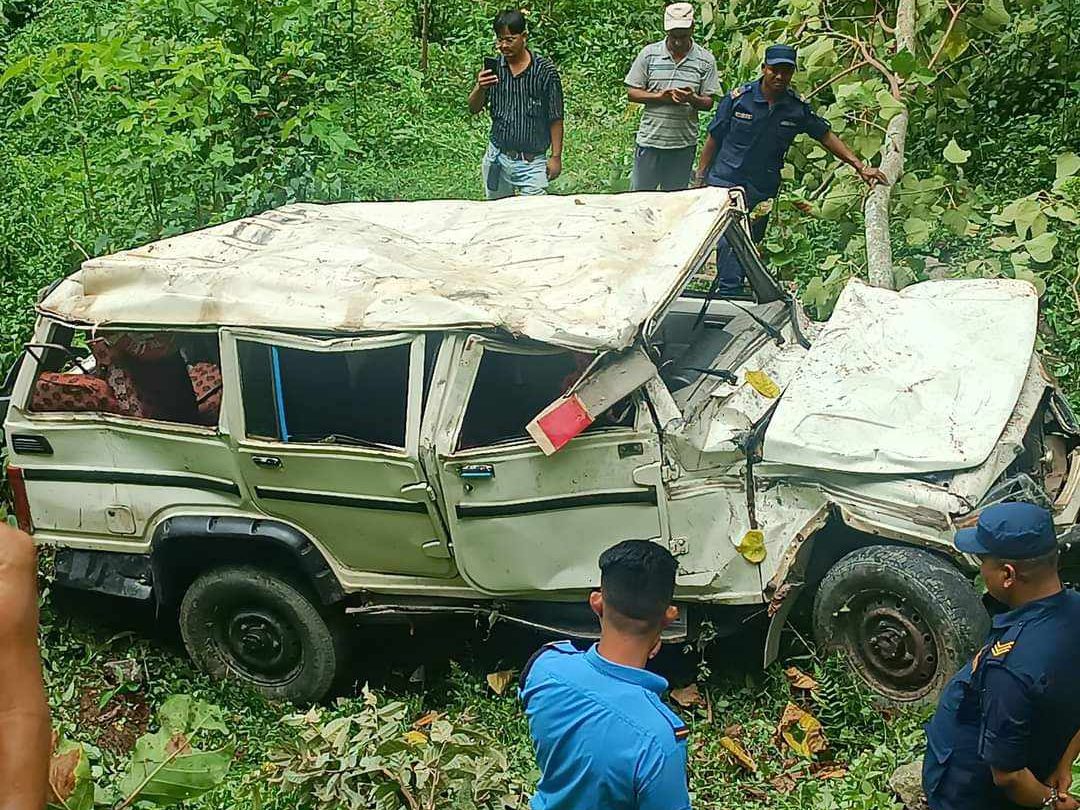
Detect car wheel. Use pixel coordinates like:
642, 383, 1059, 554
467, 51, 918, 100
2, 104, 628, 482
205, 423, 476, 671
812, 545, 988, 703
180, 565, 348, 704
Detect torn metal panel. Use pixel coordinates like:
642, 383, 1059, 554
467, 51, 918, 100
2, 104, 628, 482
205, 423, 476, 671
763, 278, 1039, 474
38, 190, 736, 353
527, 347, 657, 455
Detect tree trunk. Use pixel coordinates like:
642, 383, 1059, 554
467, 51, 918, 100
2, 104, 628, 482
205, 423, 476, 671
864, 0, 916, 289
419, 0, 430, 73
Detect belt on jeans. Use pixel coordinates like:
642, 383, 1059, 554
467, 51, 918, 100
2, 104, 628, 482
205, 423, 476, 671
496, 147, 542, 161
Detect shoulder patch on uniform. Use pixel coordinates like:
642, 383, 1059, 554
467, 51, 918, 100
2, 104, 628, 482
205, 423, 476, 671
731, 83, 750, 99
991, 640, 1016, 657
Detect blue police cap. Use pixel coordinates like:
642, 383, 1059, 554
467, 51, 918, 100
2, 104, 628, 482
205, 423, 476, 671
954, 502, 1057, 558
764, 44, 798, 68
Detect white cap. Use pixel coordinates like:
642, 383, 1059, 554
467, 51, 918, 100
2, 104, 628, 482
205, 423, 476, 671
664, 2, 694, 30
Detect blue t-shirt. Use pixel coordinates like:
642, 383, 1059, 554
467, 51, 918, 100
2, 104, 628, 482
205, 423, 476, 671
520, 641, 691, 810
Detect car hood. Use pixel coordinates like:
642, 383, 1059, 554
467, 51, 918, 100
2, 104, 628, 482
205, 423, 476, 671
762, 278, 1039, 474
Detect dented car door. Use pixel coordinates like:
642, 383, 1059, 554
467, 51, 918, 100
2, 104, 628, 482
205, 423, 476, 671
431, 335, 665, 595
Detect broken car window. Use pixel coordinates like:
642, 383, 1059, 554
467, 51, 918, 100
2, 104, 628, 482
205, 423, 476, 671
28, 328, 221, 428
458, 348, 634, 451
237, 340, 409, 449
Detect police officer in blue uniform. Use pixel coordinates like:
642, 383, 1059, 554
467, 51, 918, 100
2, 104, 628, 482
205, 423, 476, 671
693, 43, 888, 295
924, 502, 1080, 810
519, 540, 690, 810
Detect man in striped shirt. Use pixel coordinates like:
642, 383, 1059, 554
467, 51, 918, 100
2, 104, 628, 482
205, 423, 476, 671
625, 3, 718, 192
468, 9, 565, 200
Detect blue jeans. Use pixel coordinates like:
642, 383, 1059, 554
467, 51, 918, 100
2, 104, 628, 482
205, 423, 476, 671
482, 143, 549, 200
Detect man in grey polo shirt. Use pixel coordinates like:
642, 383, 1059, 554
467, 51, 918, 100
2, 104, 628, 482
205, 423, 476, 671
625, 3, 718, 192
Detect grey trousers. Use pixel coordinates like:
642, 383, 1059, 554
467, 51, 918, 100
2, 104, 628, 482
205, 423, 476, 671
630, 144, 696, 191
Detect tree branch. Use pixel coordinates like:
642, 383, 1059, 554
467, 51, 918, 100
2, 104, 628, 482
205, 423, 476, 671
928, 1, 970, 69
808, 59, 870, 98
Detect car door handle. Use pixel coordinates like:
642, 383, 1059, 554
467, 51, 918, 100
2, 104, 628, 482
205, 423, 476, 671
251, 455, 283, 469
459, 464, 494, 480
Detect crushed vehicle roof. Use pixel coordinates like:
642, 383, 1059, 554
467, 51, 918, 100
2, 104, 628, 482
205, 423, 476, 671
37, 189, 736, 352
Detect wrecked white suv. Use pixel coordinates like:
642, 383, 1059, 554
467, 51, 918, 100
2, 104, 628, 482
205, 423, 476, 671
3, 188, 1078, 704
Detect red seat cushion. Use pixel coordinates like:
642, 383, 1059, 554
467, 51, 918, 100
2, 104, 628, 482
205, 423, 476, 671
30, 373, 119, 413
188, 362, 222, 425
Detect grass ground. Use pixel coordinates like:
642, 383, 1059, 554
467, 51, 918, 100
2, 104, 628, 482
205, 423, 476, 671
41, 557, 928, 810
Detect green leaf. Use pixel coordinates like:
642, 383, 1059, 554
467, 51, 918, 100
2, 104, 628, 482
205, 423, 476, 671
47, 739, 95, 810
1013, 268, 1046, 296
911, 67, 937, 86
876, 89, 904, 121
990, 235, 1024, 252
158, 694, 229, 735
1056, 152, 1080, 183
980, 0, 1011, 28
943, 139, 970, 165
1025, 232, 1058, 263
1006, 198, 1041, 239
890, 49, 917, 78
117, 729, 233, 805
1048, 205, 1079, 225
0, 55, 33, 88
942, 209, 969, 236
903, 217, 931, 246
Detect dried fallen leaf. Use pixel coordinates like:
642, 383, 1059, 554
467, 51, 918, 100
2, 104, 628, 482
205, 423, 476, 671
813, 764, 848, 780
723, 724, 744, 739
777, 702, 827, 759
736, 530, 767, 564
770, 773, 798, 793
784, 666, 819, 692
486, 670, 515, 696
670, 683, 705, 708
412, 711, 441, 729
719, 735, 758, 772
745, 369, 780, 399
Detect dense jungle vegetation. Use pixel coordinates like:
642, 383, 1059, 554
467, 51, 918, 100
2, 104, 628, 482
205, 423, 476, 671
1, 0, 1078, 806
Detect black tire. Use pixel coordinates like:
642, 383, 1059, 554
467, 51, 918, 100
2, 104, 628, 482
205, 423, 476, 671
179, 565, 348, 704
812, 545, 989, 703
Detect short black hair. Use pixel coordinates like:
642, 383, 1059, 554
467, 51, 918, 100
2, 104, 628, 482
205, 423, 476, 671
599, 540, 677, 627
981, 548, 1060, 581
493, 9, 527, 34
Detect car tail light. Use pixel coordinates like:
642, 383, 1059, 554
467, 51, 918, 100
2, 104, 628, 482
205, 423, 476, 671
6, 466, 32, 533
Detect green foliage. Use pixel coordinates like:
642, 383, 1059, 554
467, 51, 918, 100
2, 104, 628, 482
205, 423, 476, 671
268, 687, 530, 809
47, 695, 233, 809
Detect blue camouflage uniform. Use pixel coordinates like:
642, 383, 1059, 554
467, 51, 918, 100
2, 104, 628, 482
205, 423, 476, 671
519, 640, 691, 810
703, 78, 831, 294
923, 502, 1080, 810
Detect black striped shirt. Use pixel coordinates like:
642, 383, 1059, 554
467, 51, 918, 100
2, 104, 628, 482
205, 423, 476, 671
486, 51, 564, 155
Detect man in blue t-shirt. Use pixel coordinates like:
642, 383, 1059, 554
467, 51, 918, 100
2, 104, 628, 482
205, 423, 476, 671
520, 540, 690, 810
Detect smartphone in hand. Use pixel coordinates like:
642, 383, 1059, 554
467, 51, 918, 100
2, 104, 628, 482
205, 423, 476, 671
483, 56, 499, 74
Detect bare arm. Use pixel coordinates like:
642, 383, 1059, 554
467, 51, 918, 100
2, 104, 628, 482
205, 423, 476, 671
0, 524, 50, 810
818, 130, 888, 185
627, 86, 670, 105
694, 133, 718, 185
547, 119, 564, 180
1048, 727, 1080, 799
992, 767, 1075, 808
685, 91, 714, 111
468, 69, 498, 115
